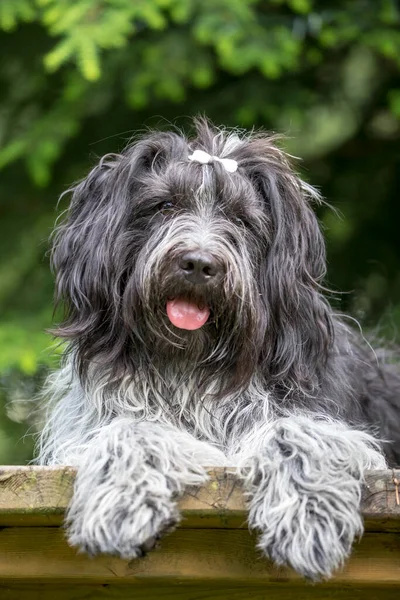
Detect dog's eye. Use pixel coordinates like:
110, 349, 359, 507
160, 201, 174, 213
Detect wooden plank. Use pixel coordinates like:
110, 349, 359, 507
0, 527, 399, 586
0, 466, 399, 529
1, 583, 400, 600
0, 466, 74, 526
0, 467, 399, 596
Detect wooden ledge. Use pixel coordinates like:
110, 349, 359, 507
0, 467, 399, 598
0, 466, 399, 529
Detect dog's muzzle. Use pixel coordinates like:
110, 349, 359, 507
178, 250, 223, 285
164, 250, 225, 331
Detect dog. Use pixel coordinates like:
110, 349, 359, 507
37, 118, 400, 581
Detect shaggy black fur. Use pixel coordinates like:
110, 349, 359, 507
50, 118, 400, 466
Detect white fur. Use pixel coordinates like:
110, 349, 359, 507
38, 360, 386, 579
38, 121, 395, 580
236, 414, 386, 580
66, 418, 226, 558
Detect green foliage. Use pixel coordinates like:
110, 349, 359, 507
1, 1, 400, 185
1, 0, 400, 461
0, 0, 35, 31
0, 368, 45, 464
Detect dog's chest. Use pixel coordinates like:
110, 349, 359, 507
121, 373, 267, 445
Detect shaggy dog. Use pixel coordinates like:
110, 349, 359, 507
38, 118, 400, 581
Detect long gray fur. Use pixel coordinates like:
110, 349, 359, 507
37, 118, 400, 580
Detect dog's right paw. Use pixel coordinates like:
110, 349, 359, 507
66, 490, 180, 559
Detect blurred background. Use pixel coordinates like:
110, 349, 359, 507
1, 0, 400, 463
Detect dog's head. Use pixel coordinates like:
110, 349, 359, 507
52, 118, 333, 396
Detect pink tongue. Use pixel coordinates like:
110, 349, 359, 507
166, 299, 210, 330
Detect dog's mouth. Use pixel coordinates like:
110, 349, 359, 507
166, 297, 210, 330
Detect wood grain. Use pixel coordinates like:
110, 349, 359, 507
0, 466, 399, 529
0, 527, 399, 585
2, 583, 400, 600
1, 466, 399, 597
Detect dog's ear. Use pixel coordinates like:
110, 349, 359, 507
245, 138, 334, 392
51, 133, 187, 362
51, 152, 121, 335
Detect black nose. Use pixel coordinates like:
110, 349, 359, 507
179, 251, 221, 284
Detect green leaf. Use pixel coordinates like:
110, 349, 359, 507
288, 0, 312, 14
388, 89, 400, 119
0, 0, 36, 31
77, 36, 101, 81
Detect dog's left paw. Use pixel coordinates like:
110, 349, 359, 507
254, 498, 363, 580
246, 463, 365, 580
241, 415, 385, 580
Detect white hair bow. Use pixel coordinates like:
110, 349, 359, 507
188, 149, 238, 173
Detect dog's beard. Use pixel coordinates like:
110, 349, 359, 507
121, 237, 266, 397
127, 269, 240, 358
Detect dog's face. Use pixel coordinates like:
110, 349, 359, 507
53, 120, 332, 395
130, 143, 268, 350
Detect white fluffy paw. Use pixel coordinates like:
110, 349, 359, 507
242, 416, 385, 580
66, 488, 179, 559
255, 499, 362, 580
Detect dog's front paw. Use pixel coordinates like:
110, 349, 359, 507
247, 468, 364, 580
66, 488, 179, 559
241, 416, 384, 580
255, 499, 362, 580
